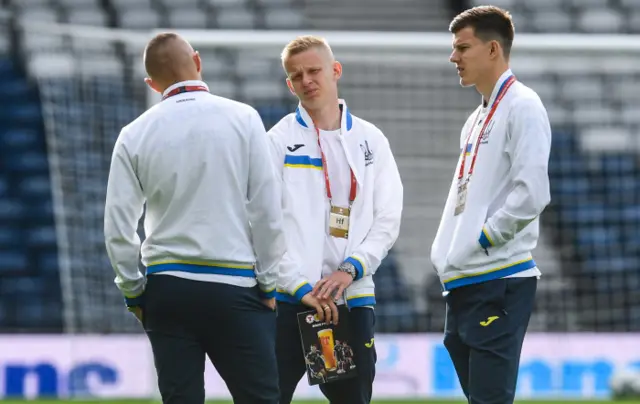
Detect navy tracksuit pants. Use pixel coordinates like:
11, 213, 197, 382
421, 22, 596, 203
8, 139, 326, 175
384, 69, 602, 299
142, 275, 279, 404
443, 277, 537, 404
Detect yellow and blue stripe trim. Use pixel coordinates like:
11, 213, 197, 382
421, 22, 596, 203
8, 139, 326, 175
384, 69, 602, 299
259, 286, 276, 299
284, 154, 322, 170
347, 293, 376, 308
443, 258, 536, 290
124, 291, 144, 307
276, 281, 313, 303
296, 106, 353, 131
479, 227, 495, 249
146, 261, 255, 278
344, 256, 366, 280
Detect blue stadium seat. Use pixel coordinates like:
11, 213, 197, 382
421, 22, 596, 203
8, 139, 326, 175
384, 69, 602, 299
600, 154, 636, 175
255, 104, 291, 130
0, 128, 40, 149
561, 202, 607, 225
0, 251, 29, 273
2, 103, 42, 124
576, 226, 621, 260
548, 154, 586, 177
551, 177, 590, 201
38, 251, 60, 274
0, 199, 25, 220
0, 176, 7, 197
25, 226, 57, 248
4, 151, 49, 173
584, 256, 639, 273
26, 199, 55, 222
0, 77, 31, 98
18, 175, 52, 197
0, 227, 23, 248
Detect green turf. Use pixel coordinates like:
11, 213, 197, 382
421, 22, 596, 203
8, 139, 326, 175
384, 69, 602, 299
0, 401, 633, 404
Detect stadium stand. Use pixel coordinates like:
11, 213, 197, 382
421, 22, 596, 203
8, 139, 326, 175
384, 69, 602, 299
0, 0, 639, 334
0, 5, 63, 332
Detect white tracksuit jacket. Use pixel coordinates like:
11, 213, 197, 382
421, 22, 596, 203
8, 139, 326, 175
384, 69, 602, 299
104, 80, 285, 305
267, 99, 403, 308
430, 69, 552, 291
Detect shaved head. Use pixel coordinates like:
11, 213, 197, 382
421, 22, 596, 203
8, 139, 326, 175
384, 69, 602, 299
143, 33, 202, 91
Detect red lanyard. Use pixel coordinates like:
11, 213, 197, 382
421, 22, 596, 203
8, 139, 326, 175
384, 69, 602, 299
162, 85, 209, 100
458, 76, 516, 181
315, 126, 357, 207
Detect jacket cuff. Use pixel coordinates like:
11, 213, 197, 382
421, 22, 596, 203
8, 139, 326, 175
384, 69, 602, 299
124, 292, 144, 308
344, 256, 366, 281
258, 286, 276, 299
479, 226, 495, 250
292, 281, 313, 301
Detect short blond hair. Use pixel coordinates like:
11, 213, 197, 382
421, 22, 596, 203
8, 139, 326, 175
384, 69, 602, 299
280, 35, 333, 67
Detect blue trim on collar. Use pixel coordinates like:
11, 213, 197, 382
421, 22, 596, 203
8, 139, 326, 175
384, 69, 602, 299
295, 107, 308, 128
346, 107, 353, 131
294, 106, 353, 131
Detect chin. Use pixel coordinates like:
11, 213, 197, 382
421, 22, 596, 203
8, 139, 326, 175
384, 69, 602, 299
459, 77, 475, 88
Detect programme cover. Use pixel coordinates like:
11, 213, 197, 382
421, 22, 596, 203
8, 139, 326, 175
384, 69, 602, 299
296, 305, 357, 386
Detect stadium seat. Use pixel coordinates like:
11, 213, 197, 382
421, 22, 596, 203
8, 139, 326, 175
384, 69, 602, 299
117, 8, 163, 30
25, 226, 58, 248
167, 9, 209, 28
577, 9, 624, 33
111, 0, 155, 9
157, 0, 203, 8
66, 8, 109, 26
214, 7, 256, 29
0, 251, 29, 273
10, 0, 51, 7
26, 53, 75, 78
18, 176, 52, 198
206, 0, 249, 7
0, 129, 39, 149
58, 0, 103, 7
263, 7, 305, 29
38, 252, 60, 274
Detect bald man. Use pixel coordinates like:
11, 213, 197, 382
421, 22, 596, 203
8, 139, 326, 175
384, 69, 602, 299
104, 32, 285, 404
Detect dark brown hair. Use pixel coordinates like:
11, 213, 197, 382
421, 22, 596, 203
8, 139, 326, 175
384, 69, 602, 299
449, 6, 515, 58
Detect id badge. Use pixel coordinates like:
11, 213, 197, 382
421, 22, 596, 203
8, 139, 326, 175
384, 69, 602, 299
329, 206, 350, 238
454, 182, 467, 216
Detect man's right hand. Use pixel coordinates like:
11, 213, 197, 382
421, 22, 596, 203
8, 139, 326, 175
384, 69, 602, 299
301, 294, 339, 325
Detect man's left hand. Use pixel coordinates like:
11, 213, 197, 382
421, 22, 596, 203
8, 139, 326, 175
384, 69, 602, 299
312, 271, 353, 300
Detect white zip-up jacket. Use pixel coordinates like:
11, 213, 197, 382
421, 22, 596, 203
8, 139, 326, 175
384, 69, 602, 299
104, 80, 285, 305
430, 70, 551, 291
267, 99, 403, 308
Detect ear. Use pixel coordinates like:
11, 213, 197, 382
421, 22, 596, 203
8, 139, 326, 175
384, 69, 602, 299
193, 50, 202, 73
144, 77, 161, 93
333, 61, 343, 80
285, 77, 296, 96
489, 40, 501, 59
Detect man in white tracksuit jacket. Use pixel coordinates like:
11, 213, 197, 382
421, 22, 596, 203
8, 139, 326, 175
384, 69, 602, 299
430, 6, 551, 404
268, 35, 403, 404
104, 33, 284, 404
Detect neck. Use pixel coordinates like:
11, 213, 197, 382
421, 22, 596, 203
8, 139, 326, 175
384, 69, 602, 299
307, 99, 341, 131
478, 64, 509, 106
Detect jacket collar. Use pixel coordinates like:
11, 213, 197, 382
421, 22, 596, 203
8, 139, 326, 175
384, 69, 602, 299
162, 80, 209, 98
294, 98, 353, 133
483, 68, 514, 109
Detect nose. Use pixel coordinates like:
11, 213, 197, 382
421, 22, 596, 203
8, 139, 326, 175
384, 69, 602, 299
302, 74, 314, 86
449, 50, 458, 64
